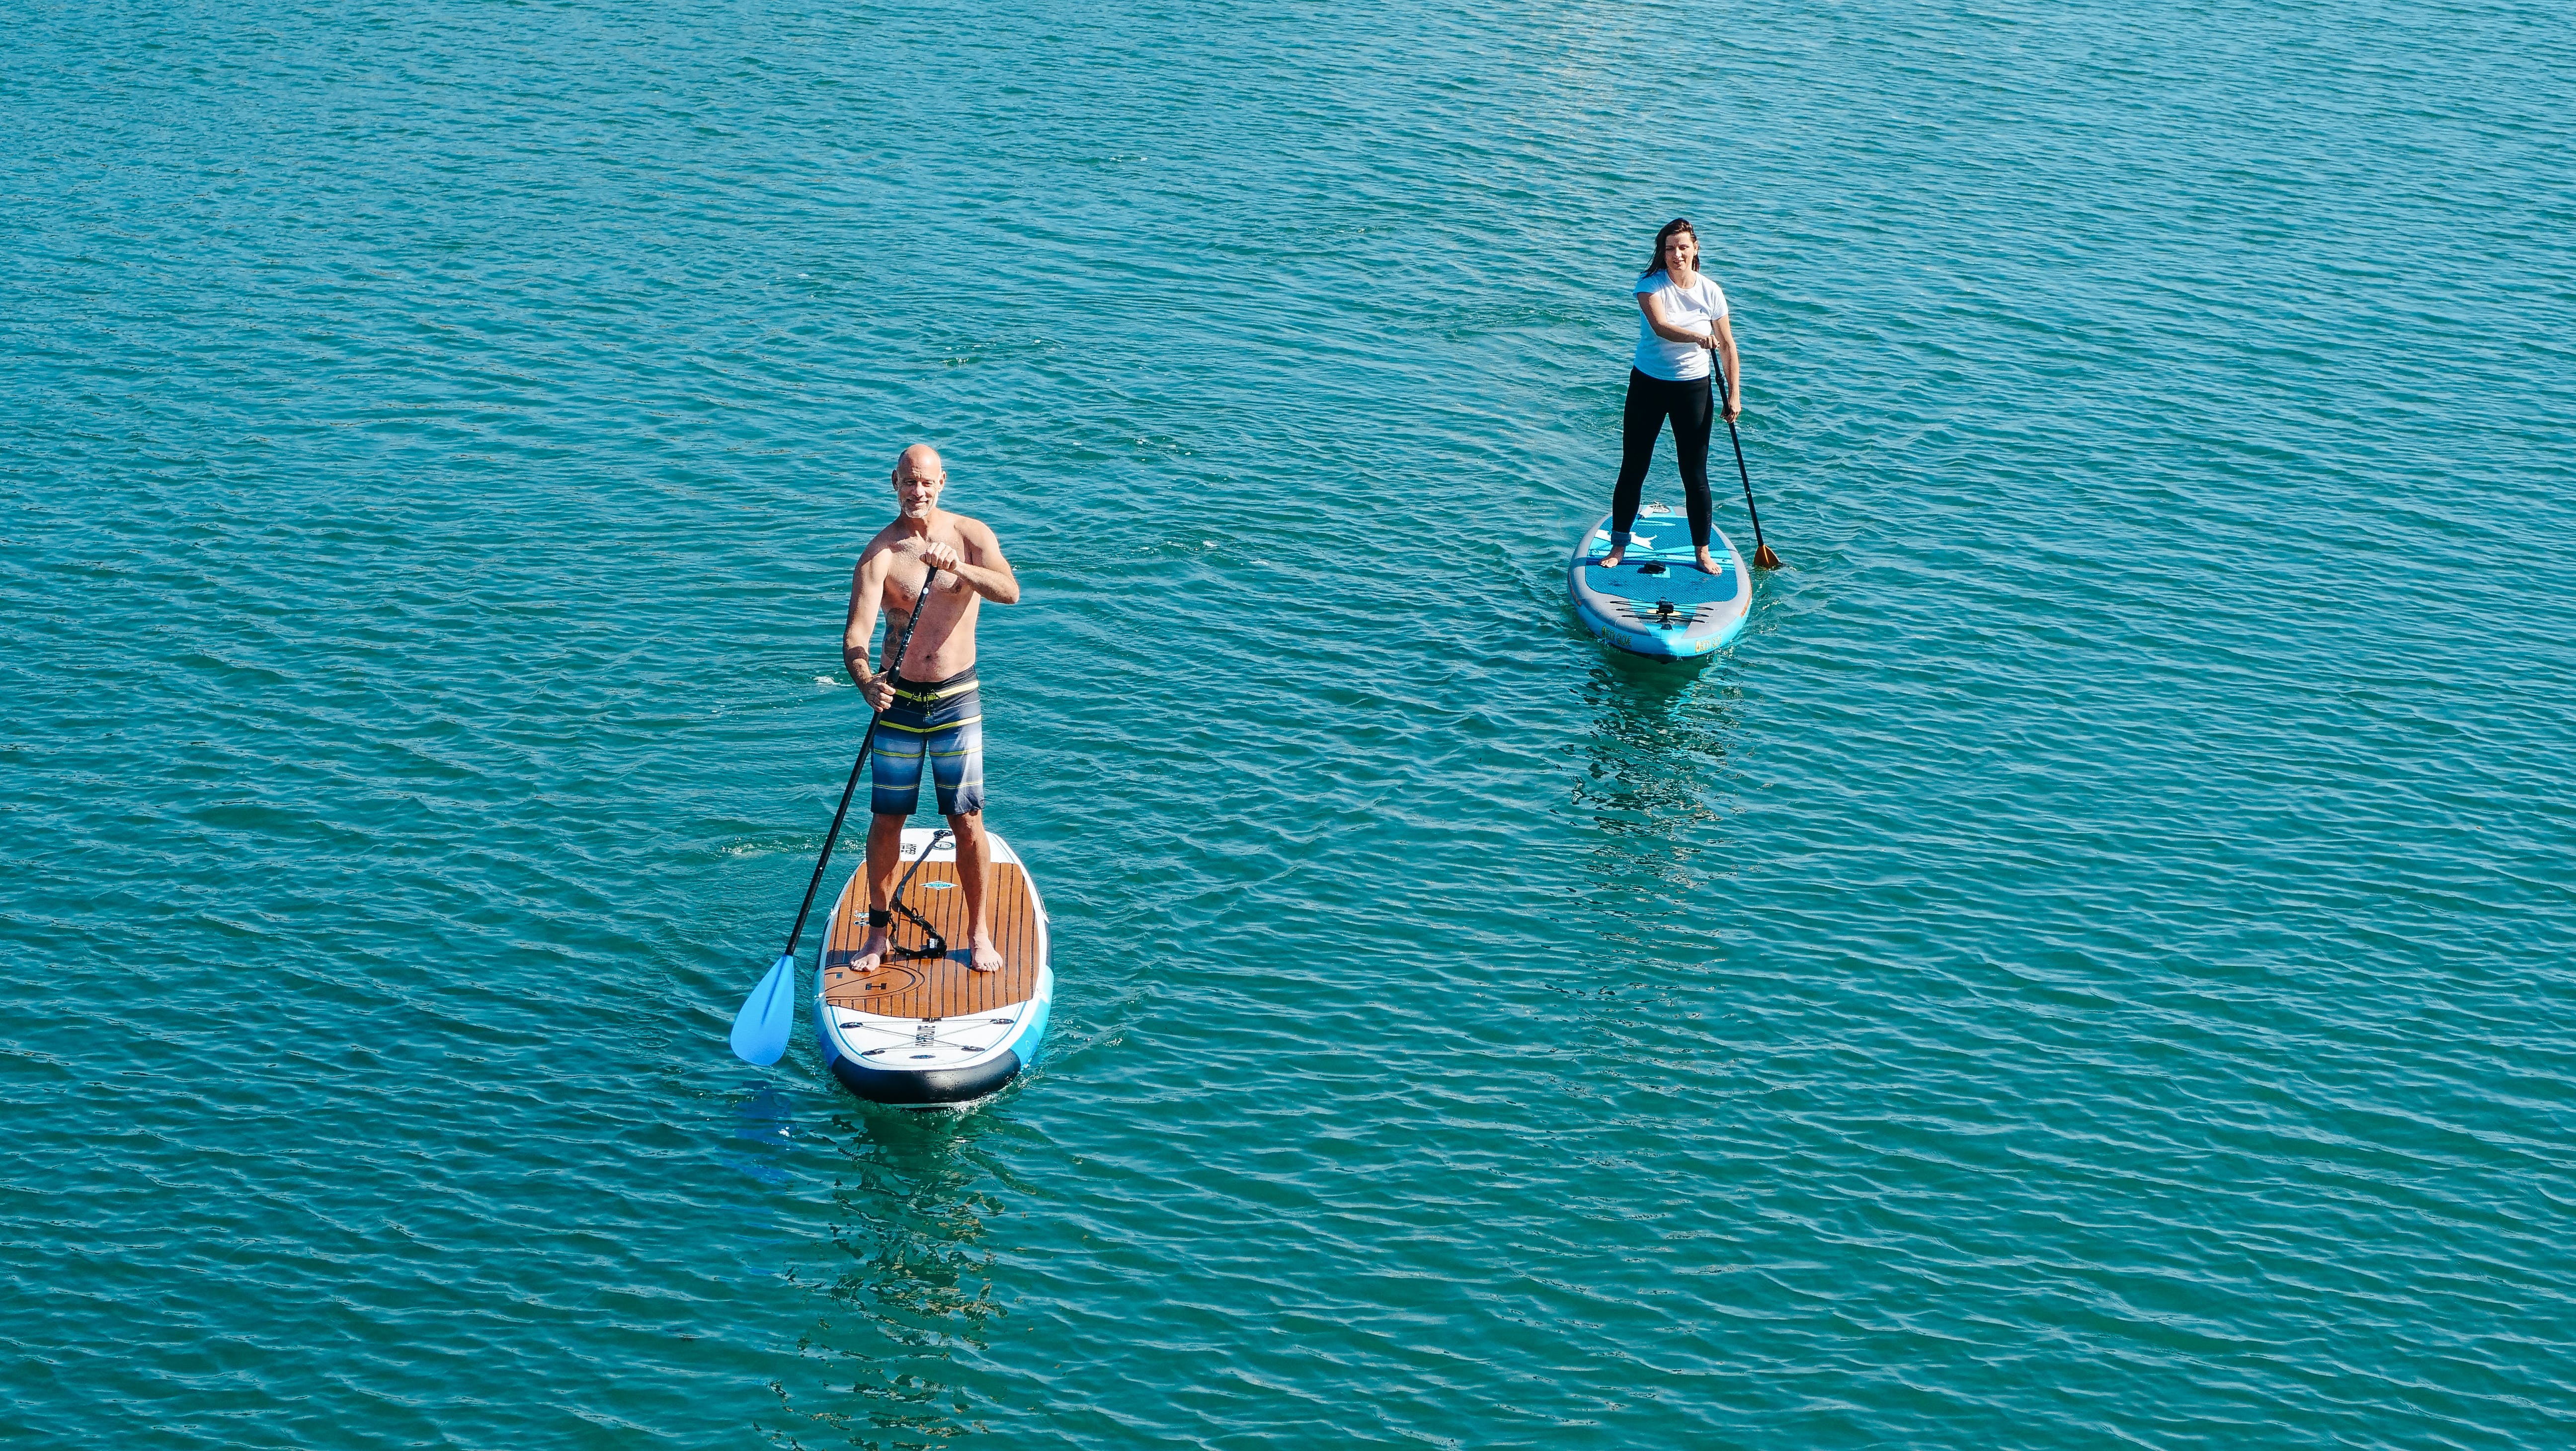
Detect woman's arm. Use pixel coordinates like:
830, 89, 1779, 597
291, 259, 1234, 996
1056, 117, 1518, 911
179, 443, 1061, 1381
1713, 314, 1741, 420
1637, 290, 1720, 348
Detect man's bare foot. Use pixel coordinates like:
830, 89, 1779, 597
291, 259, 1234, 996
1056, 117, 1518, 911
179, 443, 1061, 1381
967, 933, 1005, 973
1600, 546, 1626, 567
1694, 549, 1720, 574
850, 931, 890, 973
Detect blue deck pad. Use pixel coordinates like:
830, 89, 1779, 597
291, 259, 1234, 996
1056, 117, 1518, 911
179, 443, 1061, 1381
1581, 558, 1741, 607
1585, 521, 1705, 564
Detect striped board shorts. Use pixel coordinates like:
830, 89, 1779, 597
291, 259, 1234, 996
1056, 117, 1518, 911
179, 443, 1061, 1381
871, 666, 984, 819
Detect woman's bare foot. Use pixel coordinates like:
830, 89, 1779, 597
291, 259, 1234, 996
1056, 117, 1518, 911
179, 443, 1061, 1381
1600, 545, 1626, 567
968, 933, 1005, 973
1694, 548, 1720, 574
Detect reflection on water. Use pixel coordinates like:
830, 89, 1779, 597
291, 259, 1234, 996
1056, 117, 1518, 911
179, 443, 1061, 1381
724, 1082, 799, 1188
770, 1104, 1018, 1450
715, 1082, 801, 1294
1573, 650, 1742, 898
1558, 648, 1750, 1057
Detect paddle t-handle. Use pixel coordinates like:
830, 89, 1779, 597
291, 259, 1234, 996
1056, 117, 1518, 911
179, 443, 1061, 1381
729, 563, 940, 1065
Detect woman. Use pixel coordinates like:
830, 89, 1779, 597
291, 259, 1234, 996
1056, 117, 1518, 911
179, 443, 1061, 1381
1601, 218, 1740, 573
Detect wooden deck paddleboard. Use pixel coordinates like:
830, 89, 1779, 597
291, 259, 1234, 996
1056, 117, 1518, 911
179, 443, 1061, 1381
809, 826, 1052, 1107
1565, 503, 1751, 659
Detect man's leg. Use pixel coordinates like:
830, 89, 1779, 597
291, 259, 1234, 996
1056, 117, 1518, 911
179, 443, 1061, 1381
947, 810, 1005, 972
852, 811, 905, 969
927, 711, 1002, 972
856, 719, 926, 970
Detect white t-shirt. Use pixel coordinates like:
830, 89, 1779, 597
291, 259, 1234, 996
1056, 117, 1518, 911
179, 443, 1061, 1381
1631, 269, 1729, 382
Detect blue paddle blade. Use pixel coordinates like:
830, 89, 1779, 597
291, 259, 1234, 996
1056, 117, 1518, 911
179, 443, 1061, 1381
728, 954, 800, 1065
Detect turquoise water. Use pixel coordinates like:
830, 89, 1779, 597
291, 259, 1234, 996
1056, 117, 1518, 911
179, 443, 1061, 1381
8, 0, 2574, 1444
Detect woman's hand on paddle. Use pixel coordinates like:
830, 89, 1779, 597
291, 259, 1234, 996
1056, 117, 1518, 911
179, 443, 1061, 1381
1701, 333, 1743, 420
1710, 315, 1743, 423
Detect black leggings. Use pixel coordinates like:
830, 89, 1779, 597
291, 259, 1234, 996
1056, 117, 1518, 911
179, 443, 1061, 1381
1611, 368, 1714, 548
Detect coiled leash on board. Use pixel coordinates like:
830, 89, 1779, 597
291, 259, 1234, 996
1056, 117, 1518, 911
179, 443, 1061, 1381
877, 826, 953, 963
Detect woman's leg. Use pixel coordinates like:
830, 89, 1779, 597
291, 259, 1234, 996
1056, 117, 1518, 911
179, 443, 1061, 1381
1609, 370, 1672, 560
1673, 374, 1716, 551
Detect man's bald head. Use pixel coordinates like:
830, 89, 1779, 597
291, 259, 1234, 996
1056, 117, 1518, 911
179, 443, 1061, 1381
893, 444, 945, 483
891, 444, 948, 520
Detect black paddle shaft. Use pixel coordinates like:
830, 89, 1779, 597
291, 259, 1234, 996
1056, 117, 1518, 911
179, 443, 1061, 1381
1725, 415, 1771, 557
1715, 360, 1773, 561
776, 564, 940, 963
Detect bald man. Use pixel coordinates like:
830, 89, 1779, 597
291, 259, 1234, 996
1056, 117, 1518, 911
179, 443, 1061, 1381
842, 445, 1021, 973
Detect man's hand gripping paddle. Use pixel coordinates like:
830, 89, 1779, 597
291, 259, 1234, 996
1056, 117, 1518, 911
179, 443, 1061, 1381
729, 565, 939, 1065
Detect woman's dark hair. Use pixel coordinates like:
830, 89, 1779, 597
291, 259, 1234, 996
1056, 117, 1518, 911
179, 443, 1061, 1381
1644, 217, 1697, 277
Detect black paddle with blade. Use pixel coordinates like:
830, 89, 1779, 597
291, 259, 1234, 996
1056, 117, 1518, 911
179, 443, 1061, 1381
1717, 360, 1782, 569
729, 564, 940, 1065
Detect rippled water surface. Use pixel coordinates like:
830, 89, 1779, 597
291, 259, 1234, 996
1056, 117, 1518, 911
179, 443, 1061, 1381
8, 0, 2575, 1445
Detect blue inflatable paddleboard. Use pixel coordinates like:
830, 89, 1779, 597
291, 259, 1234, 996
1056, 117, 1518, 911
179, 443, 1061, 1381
1566, 504, 1751, 659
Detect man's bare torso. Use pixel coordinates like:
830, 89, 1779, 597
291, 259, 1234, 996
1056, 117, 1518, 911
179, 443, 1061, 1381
854, 511, 998, 681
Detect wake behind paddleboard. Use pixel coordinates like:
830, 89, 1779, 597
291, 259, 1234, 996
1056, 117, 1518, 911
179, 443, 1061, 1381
1565, 504, 1750, 659
810, 826, 1052, 1108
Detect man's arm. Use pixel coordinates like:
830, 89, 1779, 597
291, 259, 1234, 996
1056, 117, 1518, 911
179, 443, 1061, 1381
843, 548, 896, 707
910, 522, 1020, 605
